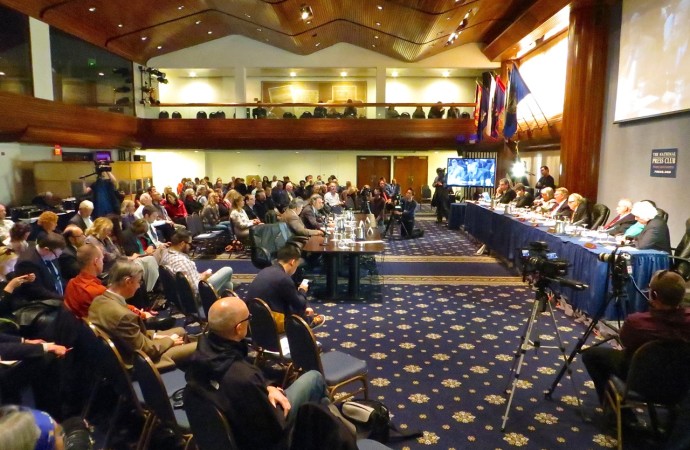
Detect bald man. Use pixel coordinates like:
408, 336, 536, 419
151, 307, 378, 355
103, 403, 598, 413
185, 297, 329, 449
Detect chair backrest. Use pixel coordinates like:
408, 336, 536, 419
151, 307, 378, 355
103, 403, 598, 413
133, 351, 179, 427
285, 314, 323, 375
673, 218, 690, 280
175, 272, 201, 317
184, 385, 238, 450
626, 340, 690, 405
421, 185, 432, 199
249, 223, 290, 269
186, 214, 204, 237
198, 280, 219, 318
158, 265, 183, 312
248, 298, 285, 355
657, 208, 669, 223
589, 203, 610, 229
96, 333, 146, 414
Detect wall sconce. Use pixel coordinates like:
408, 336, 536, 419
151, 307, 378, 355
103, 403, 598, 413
300, 4, 313, 21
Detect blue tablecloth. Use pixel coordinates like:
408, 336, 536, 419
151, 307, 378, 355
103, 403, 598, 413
462, 202, 670, 319
448, 203, 466, 230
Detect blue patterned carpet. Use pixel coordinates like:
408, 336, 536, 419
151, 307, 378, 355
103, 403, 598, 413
197, 217, 663, 449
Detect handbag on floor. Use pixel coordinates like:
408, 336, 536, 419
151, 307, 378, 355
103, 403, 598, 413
340, 399, 422, 443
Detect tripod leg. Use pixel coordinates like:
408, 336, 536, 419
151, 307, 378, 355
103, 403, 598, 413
502, 299, 542, 432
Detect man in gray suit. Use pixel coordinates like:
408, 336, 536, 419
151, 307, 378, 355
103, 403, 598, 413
88, 260, 196, 370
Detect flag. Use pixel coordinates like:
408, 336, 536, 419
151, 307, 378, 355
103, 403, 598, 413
473, 82, 482, 132
484, 73, 497, 139
477, 72, 493, 141
491, 75, 506, 138
503, 64, 531, 139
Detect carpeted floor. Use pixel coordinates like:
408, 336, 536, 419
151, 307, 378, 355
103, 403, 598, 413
192, 216, 666, 449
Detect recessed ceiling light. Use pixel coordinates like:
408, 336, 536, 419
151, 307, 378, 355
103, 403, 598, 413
88, 7, 96, 12
375, 22, 381, 26
195, 20, 202, 25
0, 72, 6, 76
157, 45, 163, 50
391, 70, 398, 77
290, 71, 297, 77
141, 36, 148, 41
118, 23, 123, 28
178, 5, 184, 10
98, 72, 105, 76
257, 28, 262, 32
300, 5, 313, 21
306, 20, 312, 25
374, 35, 379, 39
207, 31, 213, 34
245, 13, 251, 18
189, 71, 197, 77
340, 71, 347, 77
315, 42, 320, 47
377, 5, 383, 10
371, 44, 376, 48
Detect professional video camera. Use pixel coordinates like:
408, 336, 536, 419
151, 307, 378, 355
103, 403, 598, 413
520, 241, 587, 290
598, 249, 631, 288
94, 160, 112, 174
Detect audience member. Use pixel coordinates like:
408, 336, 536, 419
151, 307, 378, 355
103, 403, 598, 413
68, 200, 94, 232
201, 192, 233, 235
272, 181, 290, 213
254, 189, 277, 223
88, 259, 196, 369
12, 232, 67, 304
428, 101, 445, 119
343, 99, 357, 118
58, 225, 85, 281
183, 188, 203, 215
63, 243, 106, 319
412, 106, 426, 119
161, 230, 233, 296
120, 199, 137, 230
230, 195, 261, 243
432, 168, 451, 223
31, 211, 59, 242
0, 204, 14, 242
604, 198, 636, 235
385, 105, 400, 119
161, 192, 188, 225
369, 188, 386, 226
243, 194, 259, 220
0, 223, 30, 282
323, 183, 343, 214
582, 270, 689, 411
535, 166, 555, 192
185, 296, 330, 449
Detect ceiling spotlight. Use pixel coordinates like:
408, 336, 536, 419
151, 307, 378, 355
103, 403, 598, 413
374, 35, 379, 39
195, 20, 202, 25
0, 72, 5, 76
178, 5, 184, 10
315, 42, 320, 47
98, 72, 105, 76
300, 5, 314, 21
377, 5, 383, 10
118, 23, 123, 28
375, 22, 381, 26
88, 7, 96, 12
289, 71, 297, 77
141, 36, 147, 41
207, 31, 213, 34
157, 45, 163, 50
340, 71, 347, 77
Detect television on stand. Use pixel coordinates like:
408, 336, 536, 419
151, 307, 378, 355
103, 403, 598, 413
446, 157, 496, 187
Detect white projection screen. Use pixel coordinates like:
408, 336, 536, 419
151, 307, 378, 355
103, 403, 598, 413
615, 0, 690, 122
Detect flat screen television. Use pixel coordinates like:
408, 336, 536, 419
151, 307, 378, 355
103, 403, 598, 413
446, 157, 496, 187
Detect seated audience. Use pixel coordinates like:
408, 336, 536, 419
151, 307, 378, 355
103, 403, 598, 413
12, 232, 67, 304
494, 178, 516, 204
385, 105, 400, 119
85, 217, 159, 292
161, 230, 234, 296
58, 225, 85, 281
582, 270, 689, 412
183, 188, 203, 215
230, 195, 260, 243
202, 192, 233, 234
281, 199, 323, 237
120, 199, 137, 230
243, 193, 259, 220
246, 244, 324, 331
630, 201, 672, 252
0, 204, 14, 242
120, 219, 155, 256
68, 200, 94, 232
369, 188, 386, 226
428, 101, 445, 119
254, 189, 277, 223
185, 296, 330, 450
604, 198, 636, 235
0, 223, 30, 282
31, 211, 59, 242
88, 260, 196, 369
513, 183, 534, 208
343, 99, 357, 118
412, 106, 426, 119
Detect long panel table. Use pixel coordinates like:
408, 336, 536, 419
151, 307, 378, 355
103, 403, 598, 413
461, 202, 670, 319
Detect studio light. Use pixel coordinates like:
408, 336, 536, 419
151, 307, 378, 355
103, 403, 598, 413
300, 4, 313, 21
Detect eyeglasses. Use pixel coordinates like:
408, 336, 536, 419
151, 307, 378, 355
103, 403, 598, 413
235, 313, 252, 327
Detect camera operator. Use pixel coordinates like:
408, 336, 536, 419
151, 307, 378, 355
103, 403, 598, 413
432, 168, 451, 224
87, 169, 121, 219
393, 188, 417, 238
581, 270, 690, 419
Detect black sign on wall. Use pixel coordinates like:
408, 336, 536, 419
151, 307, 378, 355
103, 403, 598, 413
650, 148, 678, 178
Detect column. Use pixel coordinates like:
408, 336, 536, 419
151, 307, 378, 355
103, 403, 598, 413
29, 18, 53, 101
234, 66, 247, 118
559, 0, 610, 201
376, 66, 386, 119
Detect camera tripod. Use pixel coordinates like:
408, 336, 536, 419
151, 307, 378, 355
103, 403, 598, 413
545, 249, 629, 400
381, 211, 409, 239
501, 277, 577, 431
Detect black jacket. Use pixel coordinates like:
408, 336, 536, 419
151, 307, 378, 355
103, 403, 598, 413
13, 247, 64, 304
635, 217, 672, 253
246, 264, 307, 317
58, 244, 80, 281
186, 334, 288, 450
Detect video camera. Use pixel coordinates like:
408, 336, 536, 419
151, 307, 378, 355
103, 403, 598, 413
520, 241, 587, 290
598, 249, 631, 288
94, 160, 112, 174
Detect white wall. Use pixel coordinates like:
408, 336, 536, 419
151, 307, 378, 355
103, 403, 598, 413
134, 150, 207, 191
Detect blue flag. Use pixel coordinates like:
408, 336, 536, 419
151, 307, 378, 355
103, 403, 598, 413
503, 64, 531, 139
477, 72, 493, 142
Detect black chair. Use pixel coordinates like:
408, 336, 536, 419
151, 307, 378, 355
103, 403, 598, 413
158, 266, 184, 313
196, 111, 208, 119
420, 185, 433, 211
285, 314, 368, 402
671, 217, 690, 281
657, 207, 669, 223
133, 351, 193, 450
248, 298, 291, 372
249, 222, 301, 270
589, 203, 610, 229
186, 213, 224, 256
175, 272, 205, 323
605, 340, 690, 450
198, 280, 220, 318
171, 111, 182, 119
184, 385, 239, 450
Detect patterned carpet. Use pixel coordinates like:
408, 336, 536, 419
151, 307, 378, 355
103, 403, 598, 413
197, 216, 664, 449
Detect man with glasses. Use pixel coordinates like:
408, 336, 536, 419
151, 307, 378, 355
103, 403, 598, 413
11, 232, 66, 305
186, 296, 329, 449
582, 270, 690, 410
88, 260, 196, 370
58, 225, 86, 281
161, 230, 233, 296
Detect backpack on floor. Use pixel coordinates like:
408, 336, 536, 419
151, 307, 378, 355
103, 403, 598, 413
340, 399, 422, 443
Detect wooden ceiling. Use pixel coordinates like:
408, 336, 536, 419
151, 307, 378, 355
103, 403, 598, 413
1, 0, 570, 63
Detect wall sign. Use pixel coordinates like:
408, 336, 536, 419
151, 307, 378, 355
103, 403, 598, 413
650, 148, 677, 178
